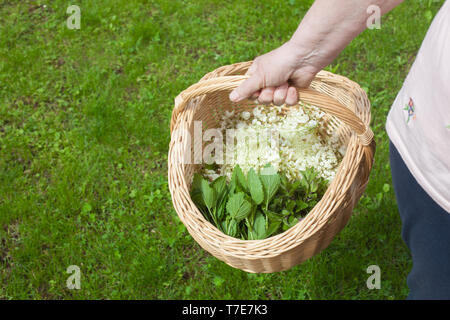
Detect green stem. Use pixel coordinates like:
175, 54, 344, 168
246, 218, 253, 233
208, 207, 219, 228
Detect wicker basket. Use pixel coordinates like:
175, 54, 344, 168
168, 61, 375, 273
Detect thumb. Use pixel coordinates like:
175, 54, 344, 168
229, 74, 262, 102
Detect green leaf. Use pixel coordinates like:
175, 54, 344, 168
205, 163, 219, 171
264, 209, 283, 222
295, 200, 309, 212
260, 167, 280, 208
191, 190, 204, 208
310, 180, 318, 193
253, 212, 266, 239
234, 165, 248, 192
191, 173, 206, 208
212, 176, 229, 219
226, 192, 251, 222
222, 219, 238, 237
248, 229, 258, 240
229, 169, 238, 194
191, 173, 203, 191
201, 179, 216, 211
216, 196, 227, 220
266, 221, 282, 237
212, 176, 227, 196
285, 216, 298, 228
247, 168, 264, 205
286, 200, 296, 212
288, 180, 301, 196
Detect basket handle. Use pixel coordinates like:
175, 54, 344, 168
173, 75, 374, 146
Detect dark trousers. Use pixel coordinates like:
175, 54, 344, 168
389, 140, 450, 299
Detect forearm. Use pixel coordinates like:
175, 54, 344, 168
230, 0, 405, 103
288, 0, 404, 72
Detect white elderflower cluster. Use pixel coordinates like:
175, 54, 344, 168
205, 103, 345, 184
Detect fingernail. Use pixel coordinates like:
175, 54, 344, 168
229, 91, 240, 102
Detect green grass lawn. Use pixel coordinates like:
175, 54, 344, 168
0, 0, 444, 299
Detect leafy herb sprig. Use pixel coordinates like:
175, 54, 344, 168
190, 164, 328, 240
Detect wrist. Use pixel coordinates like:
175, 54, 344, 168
284, 37, 326, 74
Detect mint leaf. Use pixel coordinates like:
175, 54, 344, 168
247, 168, 264, 205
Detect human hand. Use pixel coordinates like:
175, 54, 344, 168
229, 0, 404, 106
229, 41, 321, 106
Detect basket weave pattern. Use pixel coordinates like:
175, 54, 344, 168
168, 61, 375, 273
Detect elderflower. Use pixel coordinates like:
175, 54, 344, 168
241, 111, 251, 120
214, 102, 345, 184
